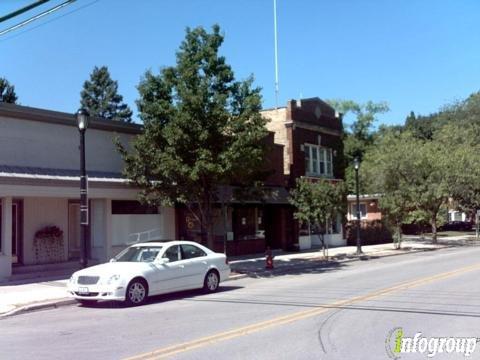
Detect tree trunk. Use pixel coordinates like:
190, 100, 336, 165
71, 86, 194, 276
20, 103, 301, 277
203, 192, 215, 250
395, 224, 402, 249
308, 222, 312, 253
320, 233, 326, 260
431, 216, 437, 244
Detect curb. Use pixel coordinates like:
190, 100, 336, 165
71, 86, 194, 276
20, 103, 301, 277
225, 273, 249, 282
0, 298, 76, 319
0, 245, 447, 319
1, 273, 250, 318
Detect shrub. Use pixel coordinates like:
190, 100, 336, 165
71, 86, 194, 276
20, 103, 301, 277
345, 220, 392, 246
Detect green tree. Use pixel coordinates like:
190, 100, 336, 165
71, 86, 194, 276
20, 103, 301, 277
361, 130, 414, 248
433, 122, 480, 217
362, 130, 451, 243
289, 178, 346, 258
118, 25, 268, 249
327, 99, 389, 193
80, 66, 132, 122
0, 77, 17, 103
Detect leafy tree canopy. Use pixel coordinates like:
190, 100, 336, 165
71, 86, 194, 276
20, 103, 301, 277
80, 66, 132, 122
289, 178, 346, 256
119, 25, 268, 248
327, 99, 389, 193
0, 77, 18, 104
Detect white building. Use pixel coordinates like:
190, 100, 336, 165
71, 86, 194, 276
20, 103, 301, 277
0, 103, 175, 280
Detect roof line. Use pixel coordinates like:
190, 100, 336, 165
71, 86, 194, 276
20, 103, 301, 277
0, 103, 143, 135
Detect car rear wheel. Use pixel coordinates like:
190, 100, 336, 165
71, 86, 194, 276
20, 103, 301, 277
203, 270, 220, 293
125, 278, 148, 306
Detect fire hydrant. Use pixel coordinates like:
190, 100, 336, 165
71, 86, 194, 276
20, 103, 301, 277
265, 247, 274, 269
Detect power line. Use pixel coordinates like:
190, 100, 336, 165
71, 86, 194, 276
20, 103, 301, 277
0, 0, 77, 37
0, 0, 100, 43
0, 0, 51, 24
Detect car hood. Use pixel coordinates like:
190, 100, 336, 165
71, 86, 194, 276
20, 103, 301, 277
73, 262, 152, 278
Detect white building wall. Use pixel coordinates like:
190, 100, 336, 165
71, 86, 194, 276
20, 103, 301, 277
0, 197, 12, 280
22, 197, 69, 265
110, 207, 176, 257
91, 199, 106, 262
0, 116, 132, 173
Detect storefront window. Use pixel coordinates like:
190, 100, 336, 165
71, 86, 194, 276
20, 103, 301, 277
112, 200, 158, 214
298, 215, 340, 236
235, 207, 265, 240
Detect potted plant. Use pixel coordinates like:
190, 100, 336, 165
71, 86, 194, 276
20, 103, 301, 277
33, 225, 65, 264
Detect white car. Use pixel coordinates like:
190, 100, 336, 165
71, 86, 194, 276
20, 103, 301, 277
67, 240, 230, 306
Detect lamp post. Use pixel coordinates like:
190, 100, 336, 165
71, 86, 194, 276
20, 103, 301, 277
354, 156, 362, 255
77, 109, 89, 268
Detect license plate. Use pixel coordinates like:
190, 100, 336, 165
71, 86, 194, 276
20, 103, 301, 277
78, 287, 89, 294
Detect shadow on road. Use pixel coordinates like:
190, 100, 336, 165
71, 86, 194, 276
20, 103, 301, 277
76, 285, 244, 310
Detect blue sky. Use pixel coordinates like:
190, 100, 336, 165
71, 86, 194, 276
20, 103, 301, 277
1, 0, 479, 127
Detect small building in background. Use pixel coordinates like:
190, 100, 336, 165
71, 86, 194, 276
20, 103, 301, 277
347, 194, 382, 221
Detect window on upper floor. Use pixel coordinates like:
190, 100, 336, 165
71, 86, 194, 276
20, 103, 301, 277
304, 144, 333, 177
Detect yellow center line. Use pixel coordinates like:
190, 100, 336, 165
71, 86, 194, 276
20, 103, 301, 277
126, 262, 480, 360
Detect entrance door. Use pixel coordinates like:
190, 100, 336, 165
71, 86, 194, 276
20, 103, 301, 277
12, 203, 18, 263
68, 203, 81, 260
11, 200, 23, 265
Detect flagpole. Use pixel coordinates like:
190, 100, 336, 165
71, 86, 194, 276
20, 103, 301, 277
273, 0, 279, 109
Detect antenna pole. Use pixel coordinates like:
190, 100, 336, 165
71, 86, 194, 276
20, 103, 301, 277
273, 0, 279, 109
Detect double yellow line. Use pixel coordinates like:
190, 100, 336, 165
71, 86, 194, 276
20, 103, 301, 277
127, 262, 480, 360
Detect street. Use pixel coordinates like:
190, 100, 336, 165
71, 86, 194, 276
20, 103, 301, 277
2, 246, 480, 360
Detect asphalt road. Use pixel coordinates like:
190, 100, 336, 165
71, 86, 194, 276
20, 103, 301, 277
2, 246, 480, 360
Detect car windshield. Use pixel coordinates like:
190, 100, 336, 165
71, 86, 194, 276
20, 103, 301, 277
114, 246, 163, 262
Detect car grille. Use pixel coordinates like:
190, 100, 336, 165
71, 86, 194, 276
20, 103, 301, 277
77, 276, 100, 285
74, 292, 99, 297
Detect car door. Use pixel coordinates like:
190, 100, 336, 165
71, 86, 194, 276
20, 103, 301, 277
180, 244, 210, 288
151, 245, 187, 294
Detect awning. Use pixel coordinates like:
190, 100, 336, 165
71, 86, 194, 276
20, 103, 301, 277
217, 185, 290, 205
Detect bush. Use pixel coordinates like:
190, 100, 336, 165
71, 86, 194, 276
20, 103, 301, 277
345, 220, 392, 246
401, 223, 431, 235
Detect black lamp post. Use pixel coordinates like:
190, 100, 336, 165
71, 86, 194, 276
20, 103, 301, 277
77, 109, 89, 268
354, 156, 362, 255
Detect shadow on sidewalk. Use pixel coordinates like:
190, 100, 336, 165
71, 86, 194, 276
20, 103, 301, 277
232, 258, 347, 279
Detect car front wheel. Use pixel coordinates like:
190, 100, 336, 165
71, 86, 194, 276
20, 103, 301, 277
203, 270, 220, 293
125, 278, 148, 306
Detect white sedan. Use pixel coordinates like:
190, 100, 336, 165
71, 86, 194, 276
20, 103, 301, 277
67, 241, 230, 306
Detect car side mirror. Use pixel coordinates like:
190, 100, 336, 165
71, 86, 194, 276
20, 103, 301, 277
155, 258, 169, 265
109, 258, 116, 263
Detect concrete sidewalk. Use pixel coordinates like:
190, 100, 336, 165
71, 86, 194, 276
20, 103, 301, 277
0, 237, 466, 318
228, 239, 449, 276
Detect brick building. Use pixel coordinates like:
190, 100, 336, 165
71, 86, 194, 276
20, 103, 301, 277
177, 98, 346, 255
347, 195, 382, 222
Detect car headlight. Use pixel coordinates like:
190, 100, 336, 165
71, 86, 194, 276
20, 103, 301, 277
106, 274, 122, 285
69, 275, 77, 284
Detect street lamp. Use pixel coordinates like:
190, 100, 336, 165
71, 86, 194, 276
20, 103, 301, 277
354, 156, 362, 255
76, 109, 89, 268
